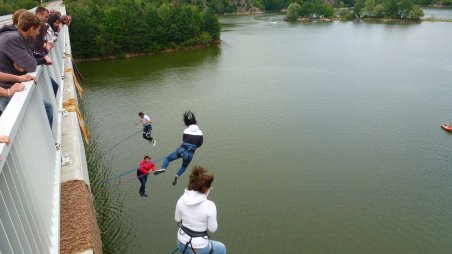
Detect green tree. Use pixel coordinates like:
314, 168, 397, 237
286, 2, 301, 21
299, 2, 313, 17
262, 0, 289, 10
209, 0, 225, 13
384, 0, 399, 18
202, 9, 220, 40
398, 0, 413, 18
409, 5, 424, 19
253, 0, 265, 10
363, 0, 376, 17
338, 7, 354, 20
68, 4, 100, 58
353, 0, 364, 18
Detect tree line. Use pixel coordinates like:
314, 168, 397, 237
286, 0, 425, 21
65, 0, 220, 59
204, 0, 448, 14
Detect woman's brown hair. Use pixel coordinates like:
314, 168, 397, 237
188, 166, 214, 194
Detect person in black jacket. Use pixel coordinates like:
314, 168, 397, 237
154, 110, 203, 186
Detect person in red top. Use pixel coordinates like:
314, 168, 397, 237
137, 155, 155, 197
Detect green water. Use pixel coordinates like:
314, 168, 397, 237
78, 14, 452, 253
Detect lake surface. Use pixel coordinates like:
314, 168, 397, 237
78, 13, 452, 253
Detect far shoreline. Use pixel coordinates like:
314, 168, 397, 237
293, 17, 452, 23
73, 40, 221, 63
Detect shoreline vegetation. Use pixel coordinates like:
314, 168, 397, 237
285, 0, 451, 22
295, 16, 452, 22
73, 39, 221, 62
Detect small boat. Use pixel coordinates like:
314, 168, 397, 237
441, 124, 452, 132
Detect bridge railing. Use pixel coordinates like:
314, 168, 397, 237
0, 19, 68, 254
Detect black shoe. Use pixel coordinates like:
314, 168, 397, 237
142, 193, 148, 197
139, 191, 144, 197
172, 176, 178, 186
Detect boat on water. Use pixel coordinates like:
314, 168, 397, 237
441, 124, 452, 132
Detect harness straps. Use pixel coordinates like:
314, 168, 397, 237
179, 225, 213, 254
181, 225, 208, 237
181, 142, 197, 152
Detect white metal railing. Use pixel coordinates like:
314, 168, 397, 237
0, 8, 68, 253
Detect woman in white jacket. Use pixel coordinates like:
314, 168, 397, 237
175, 166, 226, 254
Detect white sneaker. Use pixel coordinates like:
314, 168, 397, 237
154, 168, 166, 175
152, 140, 156, 146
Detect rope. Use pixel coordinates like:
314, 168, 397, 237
97, 129, 142, 159
93, 167, 138, 187
170, 248, 180, 254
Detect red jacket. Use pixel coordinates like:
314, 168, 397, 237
138, 159, 155, 176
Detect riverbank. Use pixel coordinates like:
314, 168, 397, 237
295, 16, 452, 23
73, 40, 221, 62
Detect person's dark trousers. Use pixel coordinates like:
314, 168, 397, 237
44, 100, 53, 128
142, 125, 153, 141
50, 78, 59, 97
137, 172, 148, 194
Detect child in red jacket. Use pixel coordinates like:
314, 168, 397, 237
137, 155, 155, 197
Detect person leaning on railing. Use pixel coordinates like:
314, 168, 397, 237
0, 12, 53, 127
45, 13, 61, 52
33, 6, 57, 96
0, 71, 36, 116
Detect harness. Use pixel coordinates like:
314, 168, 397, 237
179, 225, 213, 254
177, 143, 197, 160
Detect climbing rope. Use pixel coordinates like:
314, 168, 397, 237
97, 129, 142, 159
93, 154, 165, 187
93, 167, 138, 187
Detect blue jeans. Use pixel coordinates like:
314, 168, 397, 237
137, 171, 148, 194
177, 240, 226, 254
0, 96, 9, 112
50, 78, 59, 97
162, 144, 196, 177
44, 99, 53, 128
0, 97, 52, 128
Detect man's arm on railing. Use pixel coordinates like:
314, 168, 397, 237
0, 72, 36, 83
0, 83, 25, 97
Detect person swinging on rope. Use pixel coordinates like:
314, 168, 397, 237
154, 110, 203, 186
137, 155, 155, 197
136, 112, 156, 146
